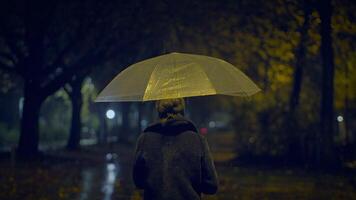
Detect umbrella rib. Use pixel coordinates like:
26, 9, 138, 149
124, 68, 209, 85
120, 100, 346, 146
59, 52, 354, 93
173, 53, 178, 98
142, 62, 161, 101
215, 59, 259, 96
188, 55, 217, 95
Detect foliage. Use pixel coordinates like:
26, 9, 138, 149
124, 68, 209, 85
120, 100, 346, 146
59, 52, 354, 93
333, 0, 356, 110
40, 90, 71, 144
0, 122, 19, 148
159, 0, 355, 161
36, 78, 100, 146
81, 77, 99, 137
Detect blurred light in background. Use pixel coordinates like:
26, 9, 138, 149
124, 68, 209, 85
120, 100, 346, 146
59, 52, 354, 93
209, 121, 216, 128
107, 163, 116, 172
106, 109, 115, 119
337, 115, 344, 122
105, 153, 118, 162
200, 127, 208, 135
106, 153, 113, 161
141, 119, 148, 127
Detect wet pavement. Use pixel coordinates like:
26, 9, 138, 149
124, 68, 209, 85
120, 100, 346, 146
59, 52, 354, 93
1, 142, 356, 200
0, 144, 140, 200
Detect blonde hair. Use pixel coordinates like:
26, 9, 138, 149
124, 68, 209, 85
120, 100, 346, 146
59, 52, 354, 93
155, 98, 185, 121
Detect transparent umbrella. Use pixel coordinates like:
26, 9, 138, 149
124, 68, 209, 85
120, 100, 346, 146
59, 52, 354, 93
95, 52, 261, 102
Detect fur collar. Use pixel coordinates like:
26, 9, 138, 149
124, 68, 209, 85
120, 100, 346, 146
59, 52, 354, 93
143, 116, 198, 135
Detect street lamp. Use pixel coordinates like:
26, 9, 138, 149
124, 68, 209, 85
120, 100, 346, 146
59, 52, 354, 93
337, 115, 343, 123
106, 109, 115, 119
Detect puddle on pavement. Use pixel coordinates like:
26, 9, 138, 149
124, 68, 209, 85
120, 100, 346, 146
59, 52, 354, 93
79, 153, 123, 200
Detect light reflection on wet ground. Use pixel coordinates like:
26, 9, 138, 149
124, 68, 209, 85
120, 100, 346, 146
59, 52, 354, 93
102, 154, 119, 200
78, 153, 124, 200
102, 163, 118, 200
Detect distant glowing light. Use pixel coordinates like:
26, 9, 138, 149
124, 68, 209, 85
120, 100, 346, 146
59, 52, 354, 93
106, 153, 118, 161
141, 119, 148, 127
107, 163, 116, 171
337, 115, 343, 122
200, 127, 208, 135
106, 153, 113, 161
208, 121, 216, 128
106, 110, 115, 119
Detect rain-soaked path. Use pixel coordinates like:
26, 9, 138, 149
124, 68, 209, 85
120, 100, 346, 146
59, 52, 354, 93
0, 143, 141, 200
79, 155, 123, 200
77, 152, 140, 200
1, 139, 356, 200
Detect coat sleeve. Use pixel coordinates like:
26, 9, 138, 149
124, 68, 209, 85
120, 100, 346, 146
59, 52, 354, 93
200, 135, 218, 194
132, 133, 146, 189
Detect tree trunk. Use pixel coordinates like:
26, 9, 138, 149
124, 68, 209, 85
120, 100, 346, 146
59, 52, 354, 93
119, 102, 131, 142
289, 1, 311, 113
287, 0, 311, 164
97, 104, 108, 144
66, 77, 84, 150
17, 83, 44, 158
317, 0, 337, 166
16, 0, 47, 158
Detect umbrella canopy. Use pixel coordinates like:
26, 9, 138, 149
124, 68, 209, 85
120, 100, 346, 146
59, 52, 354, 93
95, 52, 261, 102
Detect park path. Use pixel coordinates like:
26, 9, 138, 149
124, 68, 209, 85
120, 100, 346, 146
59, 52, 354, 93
1, 135, 356, 200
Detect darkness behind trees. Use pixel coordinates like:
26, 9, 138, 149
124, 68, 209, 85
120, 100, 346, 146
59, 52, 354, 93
0, 0, 355, 168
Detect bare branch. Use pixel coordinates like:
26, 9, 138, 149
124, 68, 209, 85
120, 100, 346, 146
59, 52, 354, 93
44, 7, 105, 77
42, 50, 104, 97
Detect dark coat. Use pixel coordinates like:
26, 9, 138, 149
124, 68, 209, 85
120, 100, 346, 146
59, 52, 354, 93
133, 116, 218, 200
